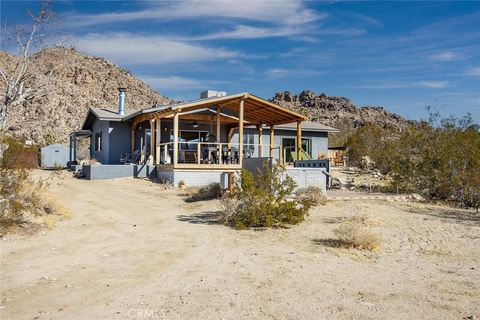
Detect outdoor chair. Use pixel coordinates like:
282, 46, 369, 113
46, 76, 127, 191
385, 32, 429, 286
120, 149, 141, 164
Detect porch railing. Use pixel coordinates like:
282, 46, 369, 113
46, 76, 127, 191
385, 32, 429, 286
156, 141, 283, 166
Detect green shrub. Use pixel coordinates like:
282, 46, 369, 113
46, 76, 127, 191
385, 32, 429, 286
220, 162, 311, 229
186, 182, 222, 202
346, 112, 480, 211
296, 186, 327, 207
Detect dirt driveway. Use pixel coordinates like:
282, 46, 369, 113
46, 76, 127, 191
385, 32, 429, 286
1, 171, 479, 319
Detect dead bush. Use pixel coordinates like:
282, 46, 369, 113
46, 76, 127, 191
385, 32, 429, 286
296, 186, 327, 207
333, 215, 382, 251
185, 182, 222, 202
1, 136, 39, 169
0, 168, 68, 234
1, 136, 68, 234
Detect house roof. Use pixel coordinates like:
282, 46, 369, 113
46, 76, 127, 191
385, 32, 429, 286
80, 92, 338, 132
125, 92, 308, 126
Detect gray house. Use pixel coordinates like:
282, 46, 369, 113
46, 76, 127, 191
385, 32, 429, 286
72, 89, 338, 187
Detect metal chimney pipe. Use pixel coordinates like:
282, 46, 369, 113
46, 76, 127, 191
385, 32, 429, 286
118, 87, 126, 116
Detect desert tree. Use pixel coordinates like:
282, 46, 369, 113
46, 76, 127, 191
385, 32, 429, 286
0, 0, 60, 133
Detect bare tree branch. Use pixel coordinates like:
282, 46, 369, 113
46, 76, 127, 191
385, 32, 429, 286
0, 0, 58, 133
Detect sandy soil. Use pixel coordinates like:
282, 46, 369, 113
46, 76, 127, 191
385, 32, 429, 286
1, 170, 479, 320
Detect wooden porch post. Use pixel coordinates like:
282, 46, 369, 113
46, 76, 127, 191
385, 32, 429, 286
155, 118, 161, 165
257, 124, 263, 157
296, 120, 302, 161
216, 105, 221, 141
131, 124, 136, 153
269, 125, 275, 158
173, 112, 179, 166
216, 105, 222, 164
238, 99, 244, 166
150, 119, 155, 162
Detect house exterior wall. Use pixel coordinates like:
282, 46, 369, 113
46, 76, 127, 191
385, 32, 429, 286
91, 119, 110, 163
108, 121, 132, 164
90, 119, 132, 164
230, 128, 329, 160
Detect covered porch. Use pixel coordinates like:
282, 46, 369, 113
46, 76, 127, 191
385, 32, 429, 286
129, 93, 308, 171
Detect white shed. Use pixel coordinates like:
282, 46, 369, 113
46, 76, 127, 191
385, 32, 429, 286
41, 144, 69, 169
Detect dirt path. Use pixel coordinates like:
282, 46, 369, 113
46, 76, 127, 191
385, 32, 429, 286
1, 171, 479, 319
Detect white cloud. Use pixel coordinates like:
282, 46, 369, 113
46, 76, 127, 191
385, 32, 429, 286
465, 67, 480, 76
139, 76, 207, 90
418, 80, 449, 88
430, 51, 461, 61
264, 68, 326, 79
353, 80, 450, 89
74, 33, 240, 65
67, 0, 321, 28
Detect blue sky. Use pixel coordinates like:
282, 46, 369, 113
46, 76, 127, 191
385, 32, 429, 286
2, 1, 479, 122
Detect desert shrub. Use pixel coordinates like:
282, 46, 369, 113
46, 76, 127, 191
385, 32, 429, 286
333, 216, 382, 251
219, 162, 311, 229
346, 112, 480, 211
1, 136, 39, 169
390, 115, 480, 210
186, 182, 222, 202
347, 125, 399, 173
0, 136, 68, 234
0, 168, 68, 233
296, 186, 327, 207
178, 180, 185, 188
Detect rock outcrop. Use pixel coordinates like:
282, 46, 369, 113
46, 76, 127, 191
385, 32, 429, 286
271, 90, 412, 130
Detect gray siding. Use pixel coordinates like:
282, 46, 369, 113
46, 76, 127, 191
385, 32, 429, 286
91, 119, 110, 163
108, 121, 132, 164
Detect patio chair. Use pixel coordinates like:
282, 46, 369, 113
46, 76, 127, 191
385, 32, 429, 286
120, 149, 141, 164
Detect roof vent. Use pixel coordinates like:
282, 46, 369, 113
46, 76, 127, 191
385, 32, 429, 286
200, 90, 227, 99
118, 87, 126, 116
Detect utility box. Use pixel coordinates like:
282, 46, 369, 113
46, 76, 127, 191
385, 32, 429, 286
41, 144, 69, 169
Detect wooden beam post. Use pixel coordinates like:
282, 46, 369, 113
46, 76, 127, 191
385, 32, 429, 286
150, 119, 155, 162
269, 124, 274, 158
216, 105, 221, 141
216, 105, 222, 164
131, 124, 136, 153
296, 120, 302, 161
257, 124, 263, 157
173, 112, 179, 166
238, 99, 244, 166
155, 119, 161, 165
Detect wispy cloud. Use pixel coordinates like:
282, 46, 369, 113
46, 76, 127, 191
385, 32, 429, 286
264, 68, 327, 79
352, 80, 450, 89
430, 51, 461, 61
66, 0, 321, 28
418, 80, 449, 88
74, 32, 240, 65
138, 75, 226, 90
465, 67, 480, 76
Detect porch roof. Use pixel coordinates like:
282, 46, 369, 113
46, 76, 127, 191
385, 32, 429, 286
126, 92, 308, 126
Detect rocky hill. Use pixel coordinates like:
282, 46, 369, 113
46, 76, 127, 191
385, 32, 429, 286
1, 47, 174, 144
271, 90, 412, 132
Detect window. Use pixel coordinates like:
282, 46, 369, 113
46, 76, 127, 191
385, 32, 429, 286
301, 138, 312, 158
95, 131, 102, 151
